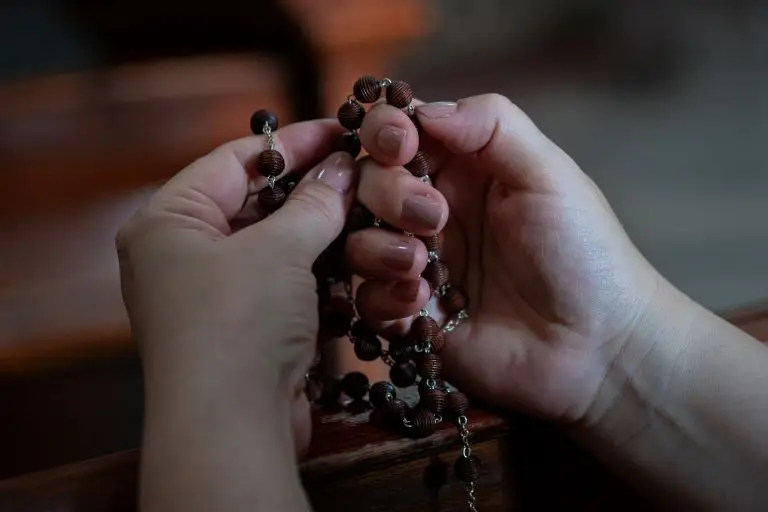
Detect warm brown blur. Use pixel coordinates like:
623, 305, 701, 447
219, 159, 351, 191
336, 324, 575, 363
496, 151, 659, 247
1, 0, 766, 480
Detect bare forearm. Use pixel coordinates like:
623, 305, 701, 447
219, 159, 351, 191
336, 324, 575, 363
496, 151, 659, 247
578, 285, 768, 510
140, 356, 311, 512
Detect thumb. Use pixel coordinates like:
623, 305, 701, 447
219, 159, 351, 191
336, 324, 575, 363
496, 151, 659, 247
266, 151, 357, 260
416, 94, 576, 192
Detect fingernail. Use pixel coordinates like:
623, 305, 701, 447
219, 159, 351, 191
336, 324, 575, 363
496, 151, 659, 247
389, 280, 421, 302
402, 195, 442, 230
416, 101, 458, 119
310, 152, 356, 193
382, 239, 417, 271
376, 126, 406, 157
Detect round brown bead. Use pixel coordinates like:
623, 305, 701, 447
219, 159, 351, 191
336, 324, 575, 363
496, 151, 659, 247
423, 260, 449, 291
454, 455, 481, 482
249, 109, 278, 134
420, 234, 442, 253
341, 371, 370, 401
405, 150, 433, 178
421, 389, 447, 414
390, 360, 417, 388
385, 398, 409, 421
333, 132, 361, 158
410, 316, 440, 343
354, 335, 382, 362
353, 75, 382, 103
386, 80, 413, 109
255, 149, 285, 177
257, 185, 286, 213
430, 330, 446, 353
337, 100, 366, 131
419, 378, 444, 398
323, 296, 355, 338
446, 391, 470, 418
411, 409, 437, 437
417, 353, 442, 379
369, 381, 397, 409
441, 286, 468, 315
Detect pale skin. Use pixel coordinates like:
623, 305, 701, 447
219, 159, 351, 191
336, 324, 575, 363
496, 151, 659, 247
117, 93, 768, 512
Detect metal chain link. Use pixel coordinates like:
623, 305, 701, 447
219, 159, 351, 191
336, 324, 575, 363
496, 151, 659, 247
442, 309, 469, 333
456, 415, 478, 511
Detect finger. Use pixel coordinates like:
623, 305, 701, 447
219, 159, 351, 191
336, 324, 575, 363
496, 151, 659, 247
256, 152, 356, 261
415, 94, 573, 191
358, 103, 419, 166
355, 279, 430, 323
148, 119, 342, 235
357, 158, 449, 236
345, 229, 427, 280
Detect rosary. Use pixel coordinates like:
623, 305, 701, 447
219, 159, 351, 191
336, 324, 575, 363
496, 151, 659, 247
248, 76, 480, 511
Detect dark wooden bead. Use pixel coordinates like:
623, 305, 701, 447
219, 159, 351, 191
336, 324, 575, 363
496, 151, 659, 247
337, 100, 366, 131
423, 260, 449, 291
384, 398, 409, 422
323, 296, 355, 338
350, 320, 375, 340
341, 371, 370, 400
405, 150, 433, 177
388, 339, 413, 360
257, 185, 286, 213
411, 409, 437, 437
417, 353, 442, 379
446, 391, 469, 418
430, 330, 446, 353
353, 75, 382, 103
442, 286, 468, 315
421, 389, 447, 414
410, 316, 440, 343
249, 109, 278, 134
255, 149, 285, 177
346, 203, 375, 232
454, 455, 481, 482
333, 132, 361, 158
354, 335, 382, 362
319, 378, 342, 405
420, 233, 442, 253
386, 80, 413, 109
419, 378, 444, 398
369, 381, 397, 409
390, 360, 417, 388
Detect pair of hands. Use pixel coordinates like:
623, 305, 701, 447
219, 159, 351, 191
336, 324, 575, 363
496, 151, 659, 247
117, 93, 663, 455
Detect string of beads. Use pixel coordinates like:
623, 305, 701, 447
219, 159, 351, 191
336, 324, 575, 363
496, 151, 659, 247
248, 75, 480, 511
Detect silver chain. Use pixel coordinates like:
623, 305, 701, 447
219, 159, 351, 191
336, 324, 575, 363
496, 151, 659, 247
263, 122, 276, 151
457, 415, 478, 511
442, 309, 469, 333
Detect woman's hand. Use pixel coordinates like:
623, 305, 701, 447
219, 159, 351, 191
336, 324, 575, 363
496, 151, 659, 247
117, 120, 354, 511
348, 94, 664, 422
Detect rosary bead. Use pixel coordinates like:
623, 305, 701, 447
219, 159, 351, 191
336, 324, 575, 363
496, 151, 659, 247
333, 132, 362, 158
405, 150, 433, 178
441, 286, 468, 315
385, 398, 409, 422
417, 353, 442, 379
419, 378, 444, 398
421, 389, 447, 414
423, 260, 449, 291
255, 149, 285, 177
337, 100, 366, 131
410, 316, 440, 343
430, 330, 446, 353
354, 334, 382, 362
388, 339, 413, 360
353, 75, 382, 103
341, 371, 370, 400
411, 408, 437, 437
346, 203, 375, 232
351, 320, 375, 340
249, 109, 278, 134
446, 391, 470, 418
390, 360, 418, 388
386, 80, 414, 109
420, 234, 442, 254
323, 296, 355, 338
257, 185, 286, 213
454, 455, 481, 482
369, 381, 397, 408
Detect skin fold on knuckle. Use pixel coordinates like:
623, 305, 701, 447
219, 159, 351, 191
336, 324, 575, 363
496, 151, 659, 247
289, 184, 345, 233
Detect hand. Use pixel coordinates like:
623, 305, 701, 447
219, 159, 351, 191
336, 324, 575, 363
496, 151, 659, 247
116, 119, 355, 455
347, 94, 664, 422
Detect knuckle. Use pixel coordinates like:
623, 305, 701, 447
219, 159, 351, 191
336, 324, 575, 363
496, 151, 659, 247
291, 183, 344, 227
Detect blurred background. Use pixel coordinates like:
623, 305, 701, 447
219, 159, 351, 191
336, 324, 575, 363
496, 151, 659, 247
0, 0, 766, 481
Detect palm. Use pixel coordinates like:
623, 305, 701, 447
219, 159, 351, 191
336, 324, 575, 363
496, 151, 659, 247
433, 153, 656, 421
